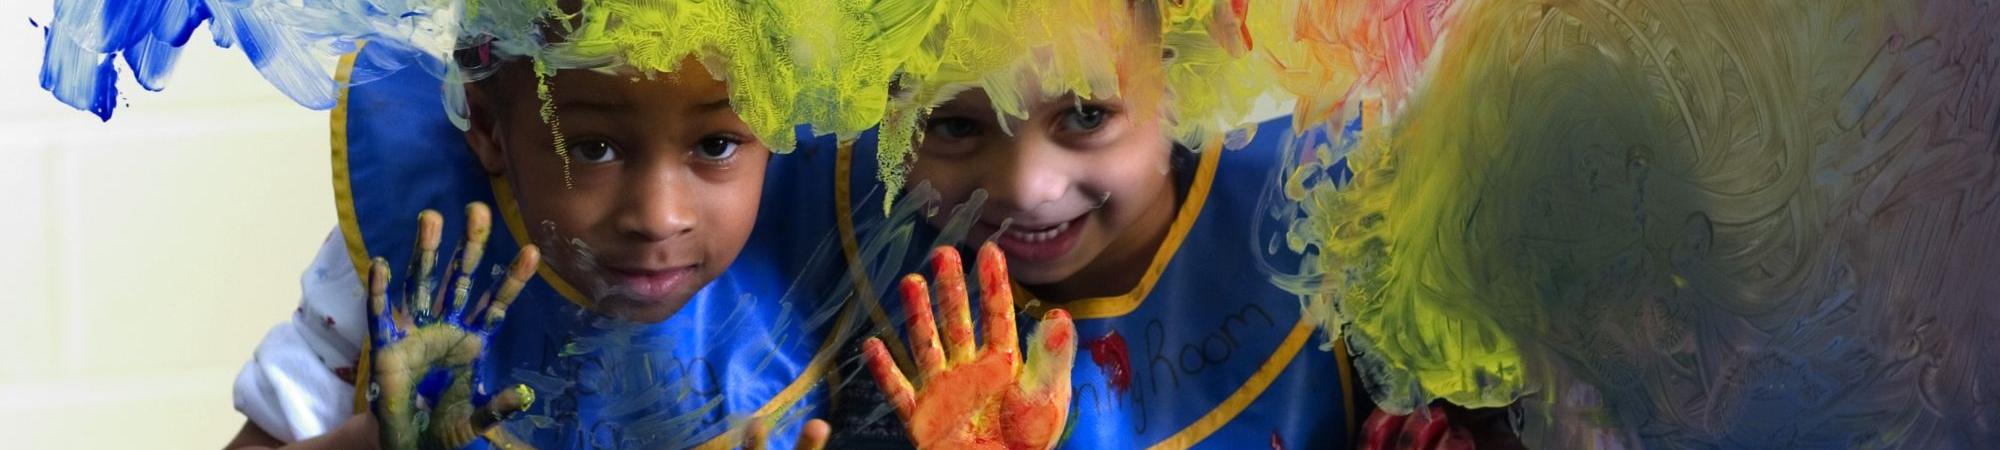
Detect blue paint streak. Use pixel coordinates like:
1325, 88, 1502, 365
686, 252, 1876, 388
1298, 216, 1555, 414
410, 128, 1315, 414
124, 33, 179, 91
94, 0, 161, 52
37, 0, 339, 118
152, 0, 206, 46
232, 11, 266, 66
90, 50, 119, 120
40, 24, 116, 121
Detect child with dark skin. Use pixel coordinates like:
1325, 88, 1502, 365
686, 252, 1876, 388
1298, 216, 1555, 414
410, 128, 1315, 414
224, 57, 832, 450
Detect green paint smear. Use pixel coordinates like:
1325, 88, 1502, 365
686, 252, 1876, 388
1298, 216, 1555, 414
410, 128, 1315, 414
1288, 0, 2000, 446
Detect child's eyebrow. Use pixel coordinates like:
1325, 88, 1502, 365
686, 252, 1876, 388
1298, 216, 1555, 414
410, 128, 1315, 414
931, 97, 992, 116
555, 97, 631, 112
688, 97, 732, 114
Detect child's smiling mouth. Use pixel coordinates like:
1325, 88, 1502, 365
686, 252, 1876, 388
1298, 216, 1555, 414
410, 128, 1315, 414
989, 214, 1088, 263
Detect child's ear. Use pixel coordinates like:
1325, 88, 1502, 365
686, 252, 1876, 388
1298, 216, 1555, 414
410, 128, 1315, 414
462, 83, 508, 176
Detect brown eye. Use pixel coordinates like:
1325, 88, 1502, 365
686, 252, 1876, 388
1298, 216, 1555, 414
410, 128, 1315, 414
924, 117, 982, 139
694, 136, 741, 161
569, 140, 619, 164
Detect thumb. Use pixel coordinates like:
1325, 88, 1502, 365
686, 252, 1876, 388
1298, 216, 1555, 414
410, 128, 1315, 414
1022, 308, 1076, 391
793, 419, 831, 450
743, 419, 770, 450
470, 384, 535, 431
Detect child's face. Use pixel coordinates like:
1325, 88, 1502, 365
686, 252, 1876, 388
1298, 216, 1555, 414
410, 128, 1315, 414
910, 88, 1177, 287
465, 61, 770, 323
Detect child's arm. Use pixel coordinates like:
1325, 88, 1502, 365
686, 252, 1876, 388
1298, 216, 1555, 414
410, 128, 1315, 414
229, 230, 370, 445
225, 414, 378, 450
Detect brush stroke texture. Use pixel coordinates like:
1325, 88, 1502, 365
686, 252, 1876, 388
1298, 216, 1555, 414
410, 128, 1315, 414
1274, 0, 2000, 446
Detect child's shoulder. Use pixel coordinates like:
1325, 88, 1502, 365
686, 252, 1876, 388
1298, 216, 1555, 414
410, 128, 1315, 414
1217, 115, 1306, 166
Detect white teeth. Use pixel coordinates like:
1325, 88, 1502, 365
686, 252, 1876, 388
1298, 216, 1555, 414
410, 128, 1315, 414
1007, 220, 1070, 243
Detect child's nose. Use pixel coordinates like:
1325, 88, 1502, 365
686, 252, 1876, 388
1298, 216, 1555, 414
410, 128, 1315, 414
615, 170, 698, 242
988, 141, 1072, 213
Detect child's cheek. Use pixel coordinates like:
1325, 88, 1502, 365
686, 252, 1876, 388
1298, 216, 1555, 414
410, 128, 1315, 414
514, 189, 617, 284
703, 183, 763, 265
910, 163, 980, 210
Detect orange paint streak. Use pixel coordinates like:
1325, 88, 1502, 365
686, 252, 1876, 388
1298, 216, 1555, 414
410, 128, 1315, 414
977, 243, 1019, 361
863, 338, 917, 425
1231, 0, 1253, 50
1283, 0, 1457, 120
935, 247, 978, 362
900, 275, 947, 379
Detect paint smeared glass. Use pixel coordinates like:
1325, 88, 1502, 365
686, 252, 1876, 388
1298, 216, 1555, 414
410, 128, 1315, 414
1268, 0, 2000, 446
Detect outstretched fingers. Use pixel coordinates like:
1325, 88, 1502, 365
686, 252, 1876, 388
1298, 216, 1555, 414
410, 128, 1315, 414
793, 419, 830, 450
441, 203, 493, 324
741, 417, 830, 450
1023, 309, 1076, 391
900, 274, 947, 382
744, 419, 769, 450
976, 242, 1019, 363
470, 384, 535, 435
478, 245, 539, 334
863, 337, 918, 425
931, 246, 978, 363
368, 258, 399, 347
405, 210, 444, 324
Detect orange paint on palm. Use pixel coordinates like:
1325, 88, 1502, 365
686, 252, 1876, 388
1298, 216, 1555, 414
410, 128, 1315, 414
863, 243, 1078, 450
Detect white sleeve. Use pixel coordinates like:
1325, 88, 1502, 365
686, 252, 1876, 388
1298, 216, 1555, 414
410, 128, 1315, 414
233, 227, 369, 443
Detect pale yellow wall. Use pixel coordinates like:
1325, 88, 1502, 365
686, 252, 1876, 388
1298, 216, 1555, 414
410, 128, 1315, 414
2, 22, 338, 448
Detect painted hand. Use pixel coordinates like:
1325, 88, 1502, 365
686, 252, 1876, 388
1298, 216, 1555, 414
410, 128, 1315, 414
1362, 405, 1474, 450
1361, 404, 1523, 450
368, 203, 540, 450
741, 417, 832, 450
863, 243, 1077, 450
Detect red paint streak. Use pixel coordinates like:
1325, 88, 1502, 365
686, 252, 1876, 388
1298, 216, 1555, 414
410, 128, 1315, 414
1269, 430, 1285, 450
1084, 330, 1132, 394
1232, 0, 1254, 50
